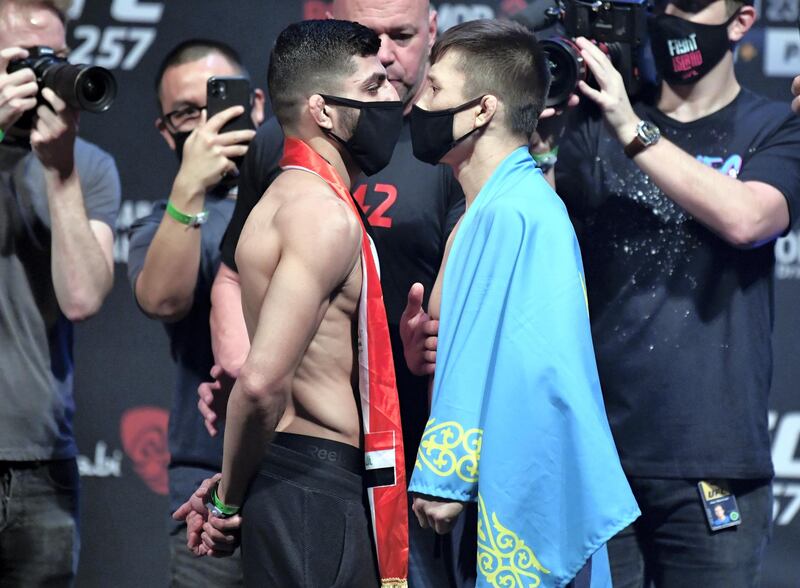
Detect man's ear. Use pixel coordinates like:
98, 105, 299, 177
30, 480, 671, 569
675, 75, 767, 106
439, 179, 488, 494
155, 117, 175, 150
308, 94, 333, 130
251, 88, 267, 126
428, 9, 438, 50
474, 95, 497, 129
729, 5, 756, 43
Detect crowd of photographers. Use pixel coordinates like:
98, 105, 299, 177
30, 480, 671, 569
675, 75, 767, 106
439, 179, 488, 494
2, 0, 800, 586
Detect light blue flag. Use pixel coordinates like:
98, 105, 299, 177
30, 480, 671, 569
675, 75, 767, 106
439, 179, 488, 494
409, 147, 640, 588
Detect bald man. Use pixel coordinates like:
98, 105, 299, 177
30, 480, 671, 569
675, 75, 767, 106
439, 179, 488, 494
201, 2, 464, 585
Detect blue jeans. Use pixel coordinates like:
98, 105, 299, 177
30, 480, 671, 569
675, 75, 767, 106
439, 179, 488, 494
0, 459, 80, 588
608, 477, 772, 588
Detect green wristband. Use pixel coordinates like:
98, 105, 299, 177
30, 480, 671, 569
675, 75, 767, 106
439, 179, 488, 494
0, 128, 5, 143
531, 146, 558, 166
166, 200, 208, 228
211, 484, 240, 517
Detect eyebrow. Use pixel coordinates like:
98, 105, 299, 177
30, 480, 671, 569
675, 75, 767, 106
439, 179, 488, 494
386, 25, 417, 34
361, 72, 387, 89
168, 100, 203, 112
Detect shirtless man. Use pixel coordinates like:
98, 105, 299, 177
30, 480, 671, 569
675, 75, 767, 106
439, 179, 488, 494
173, 19, 407, 587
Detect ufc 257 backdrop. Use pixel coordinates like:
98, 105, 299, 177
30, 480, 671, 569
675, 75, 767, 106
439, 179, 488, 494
65, 1, 800, 586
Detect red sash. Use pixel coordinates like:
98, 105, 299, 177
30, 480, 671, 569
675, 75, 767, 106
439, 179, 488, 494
281, 137, 408, 587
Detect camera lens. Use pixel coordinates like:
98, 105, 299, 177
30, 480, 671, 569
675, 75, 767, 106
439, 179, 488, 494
80, 72, 105, 104
42, 63, 117, 113
541, 37, 586, 108
211, 80, 226, 98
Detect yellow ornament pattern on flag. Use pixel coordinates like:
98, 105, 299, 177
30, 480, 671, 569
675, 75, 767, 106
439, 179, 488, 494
415, 418, 482, 483
477, 494, 551, 588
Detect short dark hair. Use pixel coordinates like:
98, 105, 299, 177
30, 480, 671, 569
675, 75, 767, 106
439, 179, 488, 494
155, 39, 247, 97
430, 19, 551, 139
267, 19, 380, 129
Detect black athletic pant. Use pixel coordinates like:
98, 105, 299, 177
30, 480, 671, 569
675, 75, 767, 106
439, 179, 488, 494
240, 433, 379, 588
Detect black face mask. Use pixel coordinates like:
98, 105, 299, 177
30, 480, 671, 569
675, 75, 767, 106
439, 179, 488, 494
320, 94, 404, 176
169, 130, 191, 164
648, 12, 738, 85
409, 96, 484, 166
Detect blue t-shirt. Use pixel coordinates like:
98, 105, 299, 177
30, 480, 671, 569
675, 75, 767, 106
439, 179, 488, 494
127, 193, 234, 514
556, 88, 800, 479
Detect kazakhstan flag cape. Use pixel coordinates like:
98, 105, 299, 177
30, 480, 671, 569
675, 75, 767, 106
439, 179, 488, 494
409, 148, 639, 588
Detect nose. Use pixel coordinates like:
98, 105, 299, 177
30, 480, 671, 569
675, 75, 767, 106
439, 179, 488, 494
377, 35, 395, 67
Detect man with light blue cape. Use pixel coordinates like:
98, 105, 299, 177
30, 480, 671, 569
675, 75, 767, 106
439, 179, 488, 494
405, 19, 640, 588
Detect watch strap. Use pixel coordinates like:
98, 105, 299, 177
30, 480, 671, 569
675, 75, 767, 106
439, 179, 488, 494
624, 136, 647, 159
624, 120, 660, 159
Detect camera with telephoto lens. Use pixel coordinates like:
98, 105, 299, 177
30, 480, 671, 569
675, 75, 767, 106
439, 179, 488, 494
533, 0, 650, 107
6, 46, 117, 127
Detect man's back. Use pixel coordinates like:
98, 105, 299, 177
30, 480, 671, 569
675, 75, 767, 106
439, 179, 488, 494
236, 169, 363, 448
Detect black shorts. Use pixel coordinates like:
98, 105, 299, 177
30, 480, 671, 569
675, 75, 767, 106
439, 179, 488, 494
240, 433, 379, 588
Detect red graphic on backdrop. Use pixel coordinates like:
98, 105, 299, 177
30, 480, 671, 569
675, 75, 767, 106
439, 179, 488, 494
501, 0, 528, 16
120, 406, 170, 495
353, 183, 398, 229
304, 0, 331, 19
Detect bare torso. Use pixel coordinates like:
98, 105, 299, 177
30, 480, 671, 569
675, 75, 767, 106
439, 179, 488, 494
235, 170, 364, 448
428, 218, 463, 322
427, 218, 463, 397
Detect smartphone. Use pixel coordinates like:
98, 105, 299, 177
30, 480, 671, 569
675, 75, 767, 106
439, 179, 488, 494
206, 76, 254, 134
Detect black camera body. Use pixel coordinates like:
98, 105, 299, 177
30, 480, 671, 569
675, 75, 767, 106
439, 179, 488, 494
7, 46, 116, 125
539, 0, 650, 106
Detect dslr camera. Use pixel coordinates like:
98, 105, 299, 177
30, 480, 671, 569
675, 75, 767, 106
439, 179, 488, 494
7, 46, 117, 127
533, 0, 650, 107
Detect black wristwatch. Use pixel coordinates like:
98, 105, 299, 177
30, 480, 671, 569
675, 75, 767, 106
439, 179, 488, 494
624, 120, 661, 158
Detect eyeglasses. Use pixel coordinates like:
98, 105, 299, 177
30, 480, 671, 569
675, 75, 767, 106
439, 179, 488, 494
160, 91, 256, 133
160, 104, 205, 133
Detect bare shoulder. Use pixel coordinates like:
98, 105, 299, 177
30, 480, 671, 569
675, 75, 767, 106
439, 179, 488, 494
270, 171, 362, 260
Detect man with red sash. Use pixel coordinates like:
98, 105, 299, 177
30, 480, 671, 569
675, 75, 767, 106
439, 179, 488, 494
173, 19, 408, 587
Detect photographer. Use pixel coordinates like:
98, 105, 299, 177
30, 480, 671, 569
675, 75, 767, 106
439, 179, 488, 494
0, 0, 120, 585
127, 39, 264, 586
554, 0, 800, 584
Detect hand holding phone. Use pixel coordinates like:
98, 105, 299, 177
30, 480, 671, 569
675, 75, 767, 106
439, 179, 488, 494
207, 76, 255, 134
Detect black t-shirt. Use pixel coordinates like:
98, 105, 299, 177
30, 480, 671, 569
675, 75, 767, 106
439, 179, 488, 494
556, 88, 800, 480
220, 116, 465, 467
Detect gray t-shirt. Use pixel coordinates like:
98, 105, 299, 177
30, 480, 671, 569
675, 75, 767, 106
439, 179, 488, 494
0, 138, 120, 461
